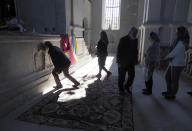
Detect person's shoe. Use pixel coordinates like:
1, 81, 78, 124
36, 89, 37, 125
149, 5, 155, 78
162, 91, 167, 96
187, 91, 192, 96
53, 85, 63, 89
142, 90, 152, 95
107, 71, 112, 78
125, 88, 132, 94
73, 82, 80, 87
142, 88, 149, 92
164, 95, 176, 100
96, 74, 101, 78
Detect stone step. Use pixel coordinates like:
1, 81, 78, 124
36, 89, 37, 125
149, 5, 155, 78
0, 69, 52, 106
0, 75, 50, 118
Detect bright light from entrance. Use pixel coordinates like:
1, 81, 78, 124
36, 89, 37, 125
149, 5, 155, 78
42, 56, 115, 103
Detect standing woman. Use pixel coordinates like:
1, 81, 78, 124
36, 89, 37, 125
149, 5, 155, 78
163, 26, 189, 100
142, 32, 160, 95
96, 31, 112, 78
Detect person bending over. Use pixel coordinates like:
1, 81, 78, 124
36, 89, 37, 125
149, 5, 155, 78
42, 41, 80, 89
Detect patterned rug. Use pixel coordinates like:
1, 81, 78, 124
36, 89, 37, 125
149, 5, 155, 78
17, 76, 133, 131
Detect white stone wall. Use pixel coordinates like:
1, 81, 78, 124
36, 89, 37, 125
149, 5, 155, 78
0, 34, 58, 85
73, 0, 91, 27
65, 0, 92, 52
91, 0, 139, 53
137, 0, 145, 26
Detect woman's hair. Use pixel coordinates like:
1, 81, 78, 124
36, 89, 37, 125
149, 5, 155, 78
100, 31, 109, 44
177, 26, 190, 50
149, 32, 160, 42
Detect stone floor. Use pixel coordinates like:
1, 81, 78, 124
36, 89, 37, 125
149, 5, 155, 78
133, 67, 192, 131
1, 55, 192, 131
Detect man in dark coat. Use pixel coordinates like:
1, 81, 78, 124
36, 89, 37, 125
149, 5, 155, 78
117, 27, 138, 94
43, 41, 80, 88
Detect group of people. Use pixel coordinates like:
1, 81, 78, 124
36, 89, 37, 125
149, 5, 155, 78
96, 26, 191, 100
41, 26, 191, 100
116, 26, 191, 100
40, 31, 113, 90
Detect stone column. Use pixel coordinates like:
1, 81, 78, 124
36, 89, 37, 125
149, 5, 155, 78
55, 0, 67, 34
143, 0, 162, 23
172, 0, 189, 23
139, 0, 162, 64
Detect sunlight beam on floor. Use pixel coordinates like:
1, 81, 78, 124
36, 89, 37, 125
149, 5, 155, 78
42, 56, 115, 102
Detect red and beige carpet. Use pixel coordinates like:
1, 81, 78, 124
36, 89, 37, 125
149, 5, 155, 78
17, 76, 133, 131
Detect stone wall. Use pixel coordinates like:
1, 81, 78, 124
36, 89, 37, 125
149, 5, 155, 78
65, 0, 92, 52
184, 0, 192, 77
0, 33, 92, 118
0, 33, 56, 117
0, 0, 92, 118
91, 0, 139, 53
15, 0, 66, 34
0, 33, 56, 85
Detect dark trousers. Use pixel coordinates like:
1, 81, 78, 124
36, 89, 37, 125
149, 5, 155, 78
145, 76, 153, 92
52, 67, 79, 86
98, 56, 108, 73
165, 66, 183, 96
118, 64, 135, 91
98, 56, 106, 68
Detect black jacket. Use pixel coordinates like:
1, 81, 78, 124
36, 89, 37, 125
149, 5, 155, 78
97, 40, 108, 57
117, 35, 138, 66
48, 46, 71, 72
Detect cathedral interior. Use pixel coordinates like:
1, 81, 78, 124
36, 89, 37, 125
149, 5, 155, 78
0, 0, 192, 131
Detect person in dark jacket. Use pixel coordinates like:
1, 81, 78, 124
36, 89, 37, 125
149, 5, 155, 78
117, 27, 138, 94
96, 31, 112, 78
43, 41, 80, 89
